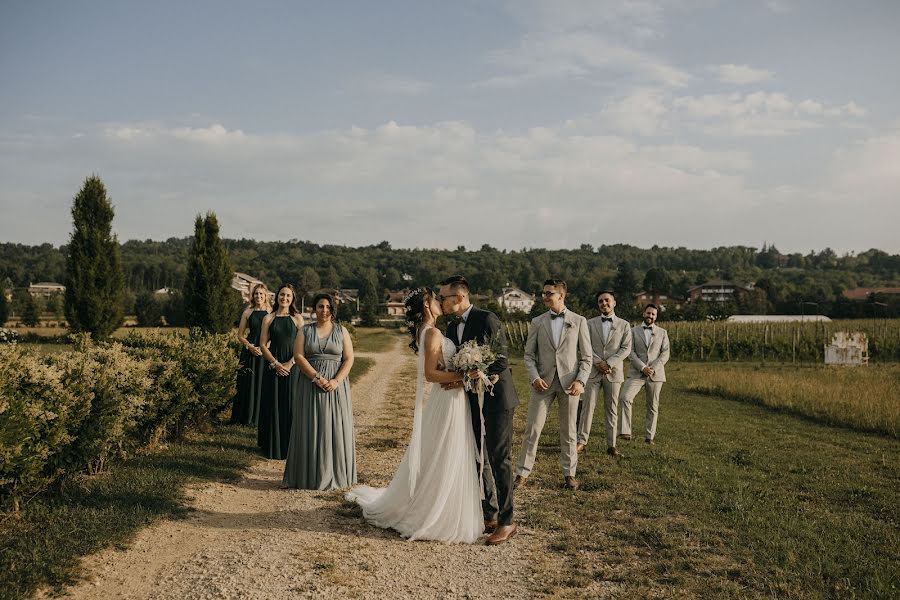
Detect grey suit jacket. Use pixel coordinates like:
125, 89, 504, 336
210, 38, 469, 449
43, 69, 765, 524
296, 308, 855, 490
627, 324, 670, 382
524, 310, 592, 389
586, 314, 633, 383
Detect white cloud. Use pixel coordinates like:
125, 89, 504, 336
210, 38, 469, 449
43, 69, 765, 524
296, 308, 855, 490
598, 89, 670, 135
709, 63, 774, 85
672, 91, 866, 136
477, 30, 690, 89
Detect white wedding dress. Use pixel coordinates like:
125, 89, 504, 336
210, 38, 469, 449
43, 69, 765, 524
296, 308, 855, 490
346, 327, 483, 543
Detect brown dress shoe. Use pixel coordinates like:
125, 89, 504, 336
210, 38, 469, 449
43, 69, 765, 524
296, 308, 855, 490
618, 434, 632, 441
576, 443, 586, 453
607, 447, 620, 457
514, 474, 527, 489
564, 476, 579, 490
486, 524, 517, 545
484, 520, 498, 534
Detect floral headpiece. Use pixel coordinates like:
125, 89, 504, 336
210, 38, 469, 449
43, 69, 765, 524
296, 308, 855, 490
403, 287, 429, 305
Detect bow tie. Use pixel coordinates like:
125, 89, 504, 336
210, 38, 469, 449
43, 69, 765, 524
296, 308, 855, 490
550, 311, 566, 320
601, 316, 613, 322
451, 316, 466, 326
643, 325, 653, 330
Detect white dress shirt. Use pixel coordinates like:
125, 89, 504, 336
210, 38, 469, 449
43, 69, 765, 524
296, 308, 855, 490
643, 324, 653, 348
550, 309, 566, 347
600, 314, 612, 344
457, 305, 474, 342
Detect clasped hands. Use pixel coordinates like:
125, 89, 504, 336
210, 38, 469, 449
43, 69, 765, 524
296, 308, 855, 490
316, 376, 339, 392
594, 359, 613, 376
532, 377, 584, 396
273, 359, 294, 377
247, 344, 263, 357
641, 366, 655, 377
441, 369, 491, 390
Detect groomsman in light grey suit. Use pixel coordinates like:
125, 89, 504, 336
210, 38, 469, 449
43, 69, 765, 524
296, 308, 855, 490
619, 304, 670, 444
517, 278, 592, 490
577, 291, 633, 456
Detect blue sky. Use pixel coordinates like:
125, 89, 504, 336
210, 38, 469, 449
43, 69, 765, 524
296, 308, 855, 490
2, 0, 898, 253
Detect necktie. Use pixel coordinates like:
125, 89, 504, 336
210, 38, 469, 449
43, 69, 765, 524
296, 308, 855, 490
601, 316, 612, 322
551, 311, 565, 320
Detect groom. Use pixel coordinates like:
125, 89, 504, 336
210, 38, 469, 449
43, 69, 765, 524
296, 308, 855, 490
439, 275, 519, 545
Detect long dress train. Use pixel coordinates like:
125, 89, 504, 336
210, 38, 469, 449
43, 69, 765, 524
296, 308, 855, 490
346, 328, 482, 544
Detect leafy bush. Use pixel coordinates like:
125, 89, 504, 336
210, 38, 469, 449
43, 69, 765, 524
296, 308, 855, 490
0, 330, 239, 511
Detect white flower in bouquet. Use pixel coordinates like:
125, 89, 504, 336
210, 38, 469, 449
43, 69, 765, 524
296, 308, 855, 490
450, 338, 501, 395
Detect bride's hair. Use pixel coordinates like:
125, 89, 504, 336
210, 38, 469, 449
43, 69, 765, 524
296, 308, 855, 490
404, 287, 436, 353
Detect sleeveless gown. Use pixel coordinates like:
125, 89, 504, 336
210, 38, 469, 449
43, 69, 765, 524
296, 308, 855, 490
282, 323, 357, 489
257, 315, 298, 460
346, 328, 482, 544
231, 309, 268, 426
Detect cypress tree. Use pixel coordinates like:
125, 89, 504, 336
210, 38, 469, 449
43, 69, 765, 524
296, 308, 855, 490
359, 268, 380, 327
21, 294, 40, 327
183, 212, 234, 333
0, 289, 8, 326
64, 175, 125, 338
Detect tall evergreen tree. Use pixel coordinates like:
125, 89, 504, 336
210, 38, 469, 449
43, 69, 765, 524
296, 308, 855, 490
183, 212, 234, 333
0, 290, 8, 326
21, 294, 40, 327
359, 268, 380, 326
64, 175, 125, 338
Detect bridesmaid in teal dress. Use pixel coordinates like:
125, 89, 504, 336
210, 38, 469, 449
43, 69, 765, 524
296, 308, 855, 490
283, 292, 357, 489
231, 283, 271, 425
258, 284, 304, 460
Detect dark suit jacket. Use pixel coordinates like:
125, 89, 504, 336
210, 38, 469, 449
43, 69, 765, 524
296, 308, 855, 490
446, 306, 519, 413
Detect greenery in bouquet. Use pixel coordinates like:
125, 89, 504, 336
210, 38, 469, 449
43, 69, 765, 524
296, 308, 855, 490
449, 338, 502, 393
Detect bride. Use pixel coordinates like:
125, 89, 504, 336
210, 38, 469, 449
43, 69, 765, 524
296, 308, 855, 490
346, 288, 483, 543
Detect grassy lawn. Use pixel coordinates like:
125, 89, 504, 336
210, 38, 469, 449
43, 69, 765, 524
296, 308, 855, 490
349, 356, 375, 383
509, 359, 900, 598
0, 425, 259, 600
352, 327, 401, 354
686, 363, 899, 437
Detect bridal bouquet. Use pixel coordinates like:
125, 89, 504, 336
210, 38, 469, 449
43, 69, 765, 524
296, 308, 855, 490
450, 338, 501, 396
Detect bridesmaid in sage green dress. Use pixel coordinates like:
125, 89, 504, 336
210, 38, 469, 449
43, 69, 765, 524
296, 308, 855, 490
258, 284, 304, 460
283, 292, 357, 489
231, 283, 271, 426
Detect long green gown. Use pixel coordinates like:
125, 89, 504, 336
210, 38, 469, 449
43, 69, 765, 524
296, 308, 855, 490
231, 309, 268, 426
282, 323, 357, 489
257, 315, 299, 460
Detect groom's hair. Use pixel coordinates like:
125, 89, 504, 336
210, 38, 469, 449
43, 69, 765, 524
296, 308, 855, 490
544, 278, 567, 292
440, 275, 470, 294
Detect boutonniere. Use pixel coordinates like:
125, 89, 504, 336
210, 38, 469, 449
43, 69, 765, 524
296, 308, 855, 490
565, 322, 573, 329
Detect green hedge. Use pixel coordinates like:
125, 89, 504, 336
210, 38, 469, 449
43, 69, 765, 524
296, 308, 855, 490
0, 330, 238, 511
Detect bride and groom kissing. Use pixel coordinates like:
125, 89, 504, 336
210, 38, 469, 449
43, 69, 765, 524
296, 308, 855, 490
346, 275, 519, 545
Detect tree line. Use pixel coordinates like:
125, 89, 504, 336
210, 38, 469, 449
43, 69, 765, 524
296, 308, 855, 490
2, 179, 899, 326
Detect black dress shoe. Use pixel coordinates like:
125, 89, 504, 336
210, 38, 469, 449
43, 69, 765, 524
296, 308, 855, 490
607, 447, 620, 457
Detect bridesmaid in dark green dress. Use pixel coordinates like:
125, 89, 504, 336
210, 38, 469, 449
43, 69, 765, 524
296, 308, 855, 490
258, 284, 304, 460
231, 283, 271, 425
283, 292, 357, 489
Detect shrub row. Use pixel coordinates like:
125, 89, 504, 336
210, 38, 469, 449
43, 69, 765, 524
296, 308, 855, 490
0, 330, 239, 511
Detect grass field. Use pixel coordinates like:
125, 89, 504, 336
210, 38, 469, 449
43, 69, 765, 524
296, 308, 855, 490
509, 358, 900, 598
685, 363, 900, 438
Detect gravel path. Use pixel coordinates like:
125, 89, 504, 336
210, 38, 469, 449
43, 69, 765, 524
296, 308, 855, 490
54, 340, 550, 599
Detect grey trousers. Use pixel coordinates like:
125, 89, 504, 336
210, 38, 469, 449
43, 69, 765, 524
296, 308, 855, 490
577, 378, 623, 448
619, 377, 664, 441
516, 375, 580, 477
